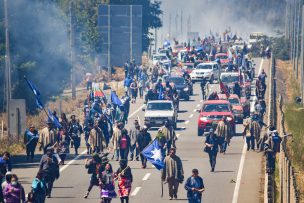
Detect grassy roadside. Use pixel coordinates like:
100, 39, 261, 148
276, 59, 304, 202
0, 69, 125, 156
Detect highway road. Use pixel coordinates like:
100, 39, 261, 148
13, 58, 268, 203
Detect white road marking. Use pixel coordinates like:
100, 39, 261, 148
128, 104, 145, 119
176, 134, 180, 138
232, 142, 247, 203
60, 150, 87, 173
200, 100, 203, 103
131, 187, 141, 196
184, 120, 190, 125
189, 114, 193, 118
196, 104, 200, 108
142, 173, 151, 181
250, 59, 264, 112
193, 109, 197, 112
233, 58, 264, 203
181, 126, 186, 129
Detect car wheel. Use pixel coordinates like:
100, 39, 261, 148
198, 128, 203, 136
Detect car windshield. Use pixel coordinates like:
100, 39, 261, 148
196, 64, 212, 70
184, 65, 194, 69
203, 104, 230, 112
228, 98, 240, 105
147, 103, 173, 111
218, 55, 228, 60
220, 75, 239, 83
154, 55, 167, 61
168, 77, 185, 85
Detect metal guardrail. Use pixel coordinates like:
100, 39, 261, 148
265, 56, 276, 203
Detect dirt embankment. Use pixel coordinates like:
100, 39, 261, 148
276, 59, 304, 201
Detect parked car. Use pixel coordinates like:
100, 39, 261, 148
197, 100, 235, 136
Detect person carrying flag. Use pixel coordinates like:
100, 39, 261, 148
115, 159, 133, 203
161, 148, 184, 200
136, 126, 152, 168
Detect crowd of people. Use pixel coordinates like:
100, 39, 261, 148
0, 34, 282, 203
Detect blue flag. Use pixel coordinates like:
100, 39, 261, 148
24, 76, 41, 96
47, 108, 62, 129
35, 97, 44, 110
111, 91, 122, 106
142, 139, 164, 170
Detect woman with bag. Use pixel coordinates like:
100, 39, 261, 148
204, 129, 220, 172
31, 171, 47, 203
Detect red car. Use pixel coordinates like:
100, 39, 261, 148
197, 100, 236, 136
215, 53, 229, 66
218, 94, 250, 121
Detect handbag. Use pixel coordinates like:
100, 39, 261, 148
203, 146, 211, 153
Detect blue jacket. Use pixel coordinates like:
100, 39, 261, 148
184, 176, 204, 200
124, 77, 132, 87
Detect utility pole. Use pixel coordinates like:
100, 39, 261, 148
130, 5, 133, 61
180, 10, 183, 39
4, 0, 11, 138
295, 0, 301, 79
69, 0, 76, 99
301, 5, 304, 104
175, 12, 178, 38
169, 13, 171, 40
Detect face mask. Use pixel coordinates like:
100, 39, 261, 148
11, 181, 17, 186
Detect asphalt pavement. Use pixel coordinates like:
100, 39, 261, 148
13, 58, 269, 203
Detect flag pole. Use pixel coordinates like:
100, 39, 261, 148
161, 170, 164, 197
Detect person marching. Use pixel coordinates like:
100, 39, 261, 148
137, 126, 152, 168
118, 129, 131, 160
162, 148, 184, 200
129, 120, 140, 161
89, 121, 105, 154
39, 148, 60, 198
216, 116, 232, 154
84, 154, 102, 199
205, 129, 220, 172
111, 122, 123, 161
243, 116, 261, 151
68, 115, 83, 155
99, 163, 117, 203
184, 169, 205, 203
39, 121, 56, 154
24, 124, 39, 161
159, 120, 177, 155
31, 171, 47, 203
115, 160, 133, 203
3, 174, 25, 203
264, 126, 282, 173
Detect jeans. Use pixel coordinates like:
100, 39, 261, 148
129, 144, 138, 160
167, 177, 179, 198
208, 151, 217, 169
120, 148, 129, 160
222, 140, 228, 152
114, 149, 120, 160
139, 87, 143, 98
140, 153, 147, 167
26, 145, 36, 160
246, 136, 255, 150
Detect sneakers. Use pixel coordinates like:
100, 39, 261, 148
84, 192, 89, 198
